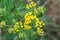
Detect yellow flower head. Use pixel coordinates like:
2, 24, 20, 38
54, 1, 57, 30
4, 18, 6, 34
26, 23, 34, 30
26, 1, 36, 9
28, 12, 32, 15
26, 4, 29, 9
15, 29, 19, 32
33, 3, 36, 7
38, 6, 44, 13
19, 21, 22, 25
30, 1, 34, 5
33, 15, 37, 19
24, 25, 31, 30
29, 4, 32, 8
35, 18, 39, 21
34, 8, 37, 14
15, 22, 19, 25
31, 15, 34, 20
13, 25, 19, 30
37, 27, 44, 36
39, 21, 45, 28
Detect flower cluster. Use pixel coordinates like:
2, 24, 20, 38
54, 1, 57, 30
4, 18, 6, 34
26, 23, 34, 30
24, 12, 32, 30
13, 22, 19, 32
34, 8, 37, 14
8, 21, 23, 33
38, 6, 45, 13
8, 1, 46, 37
37, 27, 44, 36
24, 12, 45, 36
26, 1, 36, 9
8, 11, 45, 36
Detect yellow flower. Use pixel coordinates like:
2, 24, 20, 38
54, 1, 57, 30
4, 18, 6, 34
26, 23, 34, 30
19, 21, 22, 25
15, 29, 19, 32
43, 23, 45, 25
39, 21, 45, 27
25, 17, 30, 21
24, 25, 31, 30
29, 20, 31, 23
39, 22, 42, 24
15, 22, 19, 25
35, 18, 39, 21
29, 4, 32, 8
26, 1, 37, 9
31, 15, 34, 20
37, 27, 44, 36
36, 21, 39, 24
39, 25, 43, 28
30, 1, 34, 5
33, 15, 37, 19
21, 25, 23, 28
14, 25, 19, 30
38, 6, 44, 13
26, 4, 29, 9
19, 21, 23, 28
36, 23, 39, 27
28, 12, 32, 15
33, 2, 36, 7
34, 8, 37, 13
24, 21, 29, 24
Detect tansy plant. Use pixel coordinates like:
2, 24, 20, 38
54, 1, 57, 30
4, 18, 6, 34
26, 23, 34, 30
8, 1, 46, 40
